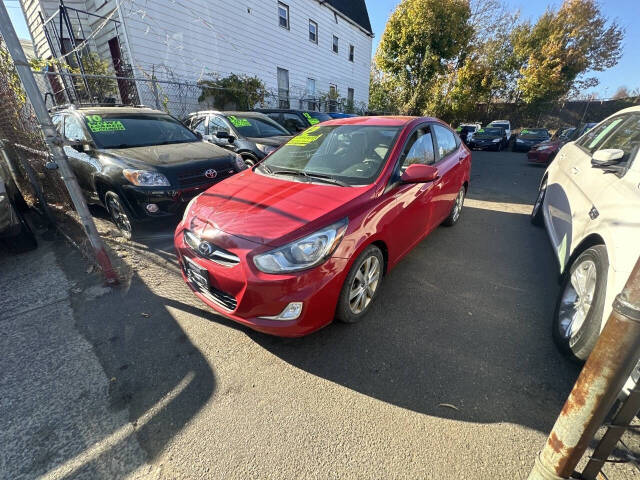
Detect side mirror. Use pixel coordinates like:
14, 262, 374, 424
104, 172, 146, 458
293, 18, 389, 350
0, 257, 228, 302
194, 131, 203, 140
401, 164, 439, 183
66, 140, 93, 153
592, 148, 624, 167
215, 131, 236, 143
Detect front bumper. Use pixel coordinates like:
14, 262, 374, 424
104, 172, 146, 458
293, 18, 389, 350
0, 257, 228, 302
469, 141, 500, 150
122, 183, 220, 220
174, 226, 350, 337
527, 149, 555, 164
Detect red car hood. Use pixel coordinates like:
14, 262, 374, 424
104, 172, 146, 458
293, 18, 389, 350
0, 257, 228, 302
188, 169, 368, 246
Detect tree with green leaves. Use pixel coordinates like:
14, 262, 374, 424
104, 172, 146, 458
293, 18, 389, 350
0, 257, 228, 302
198, 73, 266, 110
511, 0, 623, 106
375, 0, 473, 115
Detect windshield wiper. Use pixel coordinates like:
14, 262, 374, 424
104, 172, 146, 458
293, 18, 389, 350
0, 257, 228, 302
304, 172, 351, 187
270, 169, 311, 180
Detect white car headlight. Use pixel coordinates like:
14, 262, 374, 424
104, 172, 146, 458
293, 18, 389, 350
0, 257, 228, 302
492, 138, 501, 143
256, 143, 277, 155
123, 169, 171, 187
253, 218, 348, 274
537, 145, 553, 151
516, 138, 524, 143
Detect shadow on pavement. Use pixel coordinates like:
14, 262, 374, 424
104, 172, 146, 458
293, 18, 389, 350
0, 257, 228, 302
250, 200, 581, 433
54, 241, 217, 478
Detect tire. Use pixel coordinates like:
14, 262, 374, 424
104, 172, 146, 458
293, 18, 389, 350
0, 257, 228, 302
336, 245, 384, 324
105, 190, 135, 240
552, 245, 608, 362
442, 186, 466, 227
242, 153, 259, 168
2, 203, 37, 254
531, 178, 546, 227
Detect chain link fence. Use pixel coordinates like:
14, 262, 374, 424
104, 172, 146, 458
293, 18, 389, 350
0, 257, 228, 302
31, 70, 363, 118
0, 35, 122, 274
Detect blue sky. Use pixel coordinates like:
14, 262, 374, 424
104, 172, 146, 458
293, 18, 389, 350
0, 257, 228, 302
4, 0, 638, 97
365, 0, 640, 98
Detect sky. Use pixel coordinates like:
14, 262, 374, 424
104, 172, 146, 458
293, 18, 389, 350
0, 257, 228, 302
3, 0, 638, 97
365, 0, 640, 98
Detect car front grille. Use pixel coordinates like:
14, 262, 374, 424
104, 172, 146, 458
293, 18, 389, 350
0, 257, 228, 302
198, 283, 238, 311
177, 167, 236, 188
184, 230, 240, 267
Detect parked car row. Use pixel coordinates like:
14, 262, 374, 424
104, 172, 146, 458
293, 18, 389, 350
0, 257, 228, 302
46, 104, 470, 337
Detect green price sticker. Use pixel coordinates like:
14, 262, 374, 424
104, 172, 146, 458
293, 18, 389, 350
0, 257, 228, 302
228, 115, 252, 127
88, 119, 126, 133
521, 129, 530, 135
456, 126, 462, 132
303, 112, 320, 125
477, 129, 485, 133
287, 126, 323, 146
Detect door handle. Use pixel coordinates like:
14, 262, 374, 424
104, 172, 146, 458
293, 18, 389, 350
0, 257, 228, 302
571, 166, 580, 175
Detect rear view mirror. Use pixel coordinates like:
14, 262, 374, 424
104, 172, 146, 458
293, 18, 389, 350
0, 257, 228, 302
401, 164, 439, 183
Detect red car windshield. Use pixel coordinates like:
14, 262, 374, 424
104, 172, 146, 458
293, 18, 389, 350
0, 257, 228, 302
259, 125, 401, 186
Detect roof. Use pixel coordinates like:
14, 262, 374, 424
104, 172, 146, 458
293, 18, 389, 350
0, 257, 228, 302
322, 116, 422, 127
325, 0, 373, 35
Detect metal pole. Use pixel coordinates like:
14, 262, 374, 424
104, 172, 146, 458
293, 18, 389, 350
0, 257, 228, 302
0, 2, 118, 285
528, 256, 640, 479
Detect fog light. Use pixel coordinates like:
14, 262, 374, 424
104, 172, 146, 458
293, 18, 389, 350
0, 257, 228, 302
146, 203, 159, 213
259, 302, 303, 321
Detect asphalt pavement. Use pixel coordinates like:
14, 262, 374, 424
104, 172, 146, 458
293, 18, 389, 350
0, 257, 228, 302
4, 150, 640, 479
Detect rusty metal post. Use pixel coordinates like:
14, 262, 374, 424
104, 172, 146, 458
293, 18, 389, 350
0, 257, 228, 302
528, 256, 640, 480
0, 3, 118, 285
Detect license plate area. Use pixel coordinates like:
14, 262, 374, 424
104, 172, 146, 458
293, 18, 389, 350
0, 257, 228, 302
184, 256, 210, 291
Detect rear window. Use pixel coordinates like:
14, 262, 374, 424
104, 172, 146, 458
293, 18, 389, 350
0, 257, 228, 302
84, 113, 198, 149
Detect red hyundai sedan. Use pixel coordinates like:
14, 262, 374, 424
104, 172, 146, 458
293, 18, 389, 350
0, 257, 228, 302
175, 116, 471, 336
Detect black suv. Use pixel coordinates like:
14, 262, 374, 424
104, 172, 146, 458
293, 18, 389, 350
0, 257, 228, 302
51, 106, 245, 239
255, 109, 332, 134
0, 149, 36, 253
184, 111, 292, 167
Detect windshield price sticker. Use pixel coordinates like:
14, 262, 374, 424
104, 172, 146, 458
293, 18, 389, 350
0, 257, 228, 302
521, 129, 531, 135
287, 126, 323, 146
87, 115, 126, 133
303, 112, 320, 125
477, 129, 485, 133
228, 115, 252, 127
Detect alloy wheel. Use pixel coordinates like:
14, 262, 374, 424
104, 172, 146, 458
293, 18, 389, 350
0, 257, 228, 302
107, 194, 132, 239
558, 259, 597, 342
348, 256, 381, 315
452, 189, 465, 222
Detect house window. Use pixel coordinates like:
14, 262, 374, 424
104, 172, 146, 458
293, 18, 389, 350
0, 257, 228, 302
347, 88, 354, 104
332, 35, 339, 54
278, 2, 289, 29
329, 84, 337, 97
309, 20, 318, 43
306, 78, 316, 97
349, 45, 355, 62
277, 67, 290, 108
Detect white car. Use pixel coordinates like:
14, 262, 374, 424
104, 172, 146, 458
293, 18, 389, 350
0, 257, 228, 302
531, 106, 640, 367
487, 120, 512, 141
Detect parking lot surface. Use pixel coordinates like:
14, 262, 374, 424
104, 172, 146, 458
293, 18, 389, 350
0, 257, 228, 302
5, 150, 639, 479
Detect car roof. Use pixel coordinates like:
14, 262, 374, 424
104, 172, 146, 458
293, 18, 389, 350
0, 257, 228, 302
61, 106, 161, 115
189, 110, 271, 118
321, 116, 434, 127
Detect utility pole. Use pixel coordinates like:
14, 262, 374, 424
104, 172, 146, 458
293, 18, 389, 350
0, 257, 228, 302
528, 256, 640, 479
0, 2, 118, 285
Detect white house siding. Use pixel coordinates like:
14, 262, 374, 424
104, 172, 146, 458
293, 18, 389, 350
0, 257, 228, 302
118, 0, 372, 108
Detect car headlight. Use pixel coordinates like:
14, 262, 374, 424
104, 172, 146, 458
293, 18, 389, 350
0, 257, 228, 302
516, 138, 524, 143
537, 145, 553, 151
253, 218, 348, 274
492, 138, 501, 143
233, 153, 248, 171
182, 195, 199, 222
256, 143, 277, 155
123, 169, 171, 187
